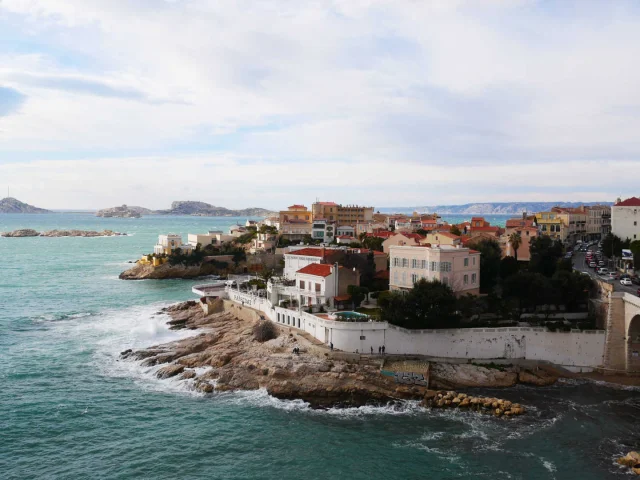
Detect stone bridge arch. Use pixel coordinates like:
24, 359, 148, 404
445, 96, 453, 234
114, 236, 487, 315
603, 292, 640, 372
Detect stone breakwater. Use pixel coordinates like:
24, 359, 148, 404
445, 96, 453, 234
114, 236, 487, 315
1, 229, 127, 237
119, 300, 555, 409
118, 262, 220, 280
422, 390, 525, 417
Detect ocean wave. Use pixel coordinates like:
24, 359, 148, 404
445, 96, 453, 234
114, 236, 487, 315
33, 312, 94, 322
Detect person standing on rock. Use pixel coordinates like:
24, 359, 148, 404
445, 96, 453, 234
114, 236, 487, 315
382, 345, 385, 355
378, 346, 381, 354
370, 346, 373, 355
330, 342, 333, 351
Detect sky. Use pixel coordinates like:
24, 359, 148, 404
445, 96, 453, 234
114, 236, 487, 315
1, 0, 640, 210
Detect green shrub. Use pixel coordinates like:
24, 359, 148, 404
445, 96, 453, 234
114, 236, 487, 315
253, 320, 279, 342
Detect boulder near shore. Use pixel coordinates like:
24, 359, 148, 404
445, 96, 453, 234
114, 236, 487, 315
120, 300, 552, 409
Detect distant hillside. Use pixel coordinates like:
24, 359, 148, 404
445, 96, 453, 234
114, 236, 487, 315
156, 201, 276, 217
378, 201, 614, 215
0, 197, 50, 214
96, 205, 145, 218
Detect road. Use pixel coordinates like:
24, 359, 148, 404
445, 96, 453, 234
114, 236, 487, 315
572, 244, 639, 296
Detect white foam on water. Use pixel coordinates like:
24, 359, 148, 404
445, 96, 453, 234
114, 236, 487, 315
542, 459, 557, 473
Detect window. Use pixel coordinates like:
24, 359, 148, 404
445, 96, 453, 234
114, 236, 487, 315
635, 221, 638, 226
431, 261, 438, 271
402, 258, 409, 268
440, 262, 451, 272
412, 259, 418, 268
315, 283, 321, 293
421, 259, 427, 269
393, 272, 398, 284
473, 257, 476, 265
402, 272, 407, 284
411, 273, 418, 284
464, 274, 469, 285
464, 258, 469, 267
299, 280, 305, 290
392, 257, 399, 267
472, 273, 477, 284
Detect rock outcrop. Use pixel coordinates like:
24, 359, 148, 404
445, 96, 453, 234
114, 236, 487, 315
118, 261, 220, 280
421, 390, 525, 417
617, 451, 640, 475
121, 301, 534, 410
0, 197, 50, 214
155, 201, 275, 217
2, 229, 126, 237
430, 363, 519, 389
96, 205, 143, 218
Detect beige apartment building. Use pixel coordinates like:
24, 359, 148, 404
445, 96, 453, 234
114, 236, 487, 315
311, 201, 374, 226
389, 245, 480, 296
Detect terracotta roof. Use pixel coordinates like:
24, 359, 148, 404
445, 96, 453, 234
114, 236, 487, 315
316, 201, 339, 206
615, 197, 640, 207
337, 235, 355, 240
469, 249, 480, 254
506, 219, 535, 228
403, 233, 425, 241
286, 248, 334, 258
431, 232, 460, 239
334, 294, 351, 302
471, 226, 500, 233
297, 263, 333, 277
288, 204, 306, 209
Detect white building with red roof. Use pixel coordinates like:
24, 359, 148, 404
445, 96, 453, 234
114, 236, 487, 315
612, 197, 640, 241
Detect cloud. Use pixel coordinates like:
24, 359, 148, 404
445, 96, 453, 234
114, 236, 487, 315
1, 0, 640, 206
0, 86, 26, 116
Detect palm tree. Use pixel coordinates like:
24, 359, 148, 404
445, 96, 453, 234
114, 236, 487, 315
509, 232, 523, 261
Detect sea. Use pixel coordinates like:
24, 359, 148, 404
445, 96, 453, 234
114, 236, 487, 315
1, 213, 639, 480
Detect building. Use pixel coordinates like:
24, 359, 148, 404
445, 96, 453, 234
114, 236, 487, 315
502, 215, 538, 261
249, 232, 277, 254
279, 205, 313, 241
612, 197, 640, 241
336, 225, 355, 237
535, 211, 567, 243
551, 207, 587, 245
421, 232, 461, 247
468, 217, 502, 239
382, 232, 425, 254
187, 230, 235, 247
354, 222, 386, 236
153, 234, 193, 255
294, 263, 359, 310
311, 201, 374, 226
311, 219, 334, 243
584, 205, 610, 241
336, 235, 356, 244
262, 216, 280, 230
283, 247, 340, 279
389, 245, 480, 296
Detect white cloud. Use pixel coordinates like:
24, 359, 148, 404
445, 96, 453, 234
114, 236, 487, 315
1, 0, 640, 207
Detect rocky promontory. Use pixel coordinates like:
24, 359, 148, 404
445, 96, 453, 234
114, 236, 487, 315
96, 205, 144, 218
1, 229, 127, 237
120, 300, 556, 408
118, 261, 220, 280
0, 197, 50, 214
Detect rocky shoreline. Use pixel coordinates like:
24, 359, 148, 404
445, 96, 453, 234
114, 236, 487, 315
1, 229, 127, 237
120, 300, 561, 409
118, 262, 220, 280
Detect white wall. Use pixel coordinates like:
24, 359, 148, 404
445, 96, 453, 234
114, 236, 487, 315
612, 205, 640, 241
223, 288, 605, 368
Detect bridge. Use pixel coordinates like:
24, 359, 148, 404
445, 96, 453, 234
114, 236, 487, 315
603, 292, 640, 373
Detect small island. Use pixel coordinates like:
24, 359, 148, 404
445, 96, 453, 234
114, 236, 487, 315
1, 229, 127, 237
96, 205, 144, 218
0, 197, 50, 214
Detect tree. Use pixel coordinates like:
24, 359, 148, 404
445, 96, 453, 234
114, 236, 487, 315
379, 280, 459, 329
347, 285, 368, 309
500, 256, 519, 280
361, 235, 384, 252
231, 248, 246, 267
508, 232, 522, 261
529, 236, 564, 277
551, 270, 593, 312
450, 225, 462, 236
602, 233, 630, 258
502, 271, 552, 312
631, 240, 640, 272
470, 238, 502, 293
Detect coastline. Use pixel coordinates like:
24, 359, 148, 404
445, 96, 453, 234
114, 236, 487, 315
121, 299, 576, 409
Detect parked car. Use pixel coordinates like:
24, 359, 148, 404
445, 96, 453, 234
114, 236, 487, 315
598, 261, 606, 266
621, 277, 633, 286
632, 277, 640, 286
597, 267, 609, 275
589, 261, 597, 268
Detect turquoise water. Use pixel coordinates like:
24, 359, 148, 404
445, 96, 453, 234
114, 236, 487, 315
335, 311, 369, 320
1, 213, 639, 479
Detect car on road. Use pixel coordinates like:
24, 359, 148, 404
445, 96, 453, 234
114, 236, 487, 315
632, 277, 640, 285
598, 268, 610, 276
621, 277, 633, 286
589, 261, 597, 268
598, 260, 606, 266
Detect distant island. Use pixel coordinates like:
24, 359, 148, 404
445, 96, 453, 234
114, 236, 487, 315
378, 201, 614, 215
0, 197, 50, 214
96, 201, 276, 218
96, 205, 146, 218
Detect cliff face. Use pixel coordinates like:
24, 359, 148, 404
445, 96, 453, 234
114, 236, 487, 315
0, 197, 50, 214
118, 261, 221, 280
2, 229, 125, 237
379, 201, 613, 215
96, 205, 142, 218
